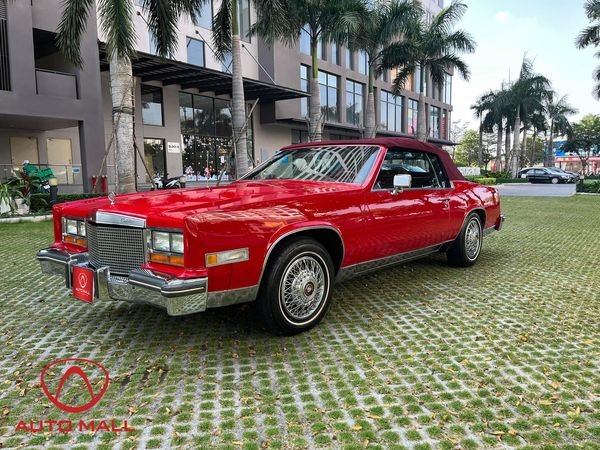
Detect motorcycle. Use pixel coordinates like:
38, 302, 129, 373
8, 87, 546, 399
151, 173, 183, 190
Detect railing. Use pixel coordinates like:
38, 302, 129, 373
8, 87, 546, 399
0, 15, 10, 91
0, 164, 117, 187
35, 69, 78, 99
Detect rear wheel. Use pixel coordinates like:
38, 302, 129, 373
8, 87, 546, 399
446, 213, 482, 267
551, 177, 559, 184
257, 237, 334, 335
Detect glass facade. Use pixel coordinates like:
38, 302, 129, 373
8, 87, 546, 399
141, 85, 163, 126
318, 71, 339, 123
222, 52, 232, 73
345, 48, 354, 70
194, 0, 212, 29
407, 99, 418, 135
346, 80, 364, 126
300, 65, 310, 117
179, 92, 234, 180
444, 73, 452, 104
380, 90, 402, 133
430, 106, 440, 139
143, 138, 166, 182
331, 41, 340, 65
186, 37, 205, 67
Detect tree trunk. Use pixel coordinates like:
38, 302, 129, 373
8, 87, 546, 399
478, 116, 483, 168
416, 64, 427, 142
231, 0, 249, 177
504, 126, 511, 172
510, 109, 520, 177
545, 119, 554, 167
309, 41, 322, 141
521, 126, 527, 169
530, 129, 536, 165
496, 123, 503, 172
364, 64, 376, 138
110, 54, 135, 193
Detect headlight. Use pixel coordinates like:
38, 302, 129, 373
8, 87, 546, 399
62, 217, 87, 247
152, 231, 171, 252
171, 234, 184, 253
148, 230, 184, 267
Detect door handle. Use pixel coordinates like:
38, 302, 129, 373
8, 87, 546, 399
442, 198, 450, 209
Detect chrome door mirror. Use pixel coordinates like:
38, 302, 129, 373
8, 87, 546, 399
392, 174, 411, 194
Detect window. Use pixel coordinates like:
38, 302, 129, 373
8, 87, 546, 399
407, 99, 418, 135
317, 38, 326, 60
149, 32, 157, 55
300, 65, 310, 117
186, 37, 205, 67
331, 41, 340, 65
374, 149, 450, 189
291, 129, 309, 144
319, 71, 339, 122
238, 0, 251, 43
442, 110, 448, 140
380, 90, 402, 133
141, 85, 164, 126
358, 51, 368, 75
143, 138, 166, 182
194, 0, 212, 29
222, 51, 232, 73
346, 80, 364, 126
430, 106, 441, 139
134, 0, 143, 6
444, 73, 452, 104
300, 28, 311, 55
345, 48, 354, 70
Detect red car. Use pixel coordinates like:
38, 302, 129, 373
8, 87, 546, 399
37, 138, 504, 334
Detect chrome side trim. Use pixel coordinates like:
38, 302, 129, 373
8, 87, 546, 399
206, 285, 259, 309
94, 211, 146, 228
258, 225, 345, 286
336, 244, 443, 282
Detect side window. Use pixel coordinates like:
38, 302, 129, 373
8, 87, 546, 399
374, 149, 449, 189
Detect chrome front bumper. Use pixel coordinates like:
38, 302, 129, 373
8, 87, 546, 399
37, 248, 208, 316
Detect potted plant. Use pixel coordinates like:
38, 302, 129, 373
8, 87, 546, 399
0, 180, 15, 215
5, 172, 41, 215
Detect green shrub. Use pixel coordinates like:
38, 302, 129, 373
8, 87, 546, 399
466, 177, 497, 185
30, 193, 107, 213
580, 181, 600, 193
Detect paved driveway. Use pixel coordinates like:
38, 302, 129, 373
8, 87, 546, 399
0, 197, 598, 449
496, 183, 576, 197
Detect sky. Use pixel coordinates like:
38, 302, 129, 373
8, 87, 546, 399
452, 0, 599, 129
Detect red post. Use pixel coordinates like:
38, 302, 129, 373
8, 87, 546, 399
101, 175, 107, 193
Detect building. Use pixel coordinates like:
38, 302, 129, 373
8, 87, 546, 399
0, 0, 453, 192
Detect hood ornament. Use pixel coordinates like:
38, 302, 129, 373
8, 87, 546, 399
108, 191, 116, 205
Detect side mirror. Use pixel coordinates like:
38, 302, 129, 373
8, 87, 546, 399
392, 174, 411, 194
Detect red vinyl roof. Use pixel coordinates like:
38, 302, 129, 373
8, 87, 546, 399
282, 137, 465, 181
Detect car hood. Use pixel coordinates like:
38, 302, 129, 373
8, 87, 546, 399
59, 180, 358, 228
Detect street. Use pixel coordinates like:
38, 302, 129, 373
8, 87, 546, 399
495, 182, 577, 197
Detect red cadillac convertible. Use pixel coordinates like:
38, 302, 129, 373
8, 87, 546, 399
38, 138, 504, 334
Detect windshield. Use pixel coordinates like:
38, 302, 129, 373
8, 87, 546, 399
244, 145, 381, 184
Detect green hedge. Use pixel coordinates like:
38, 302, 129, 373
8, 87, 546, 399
466, 176, 497, 185
578, 180, 600, 193
30, 193, 107, 213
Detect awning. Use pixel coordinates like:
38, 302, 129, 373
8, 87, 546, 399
99, 48, 307, 102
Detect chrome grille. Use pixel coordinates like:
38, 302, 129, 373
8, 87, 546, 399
87, 223, 145, 275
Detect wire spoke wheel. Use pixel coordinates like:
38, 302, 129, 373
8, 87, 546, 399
465, 219, 481, 260
279, 254, 327, 322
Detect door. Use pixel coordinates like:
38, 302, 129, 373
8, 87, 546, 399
364, 148, 453, 261
142, 138, 166, 182
46, 138, 73, 184
10, 137, 39, 171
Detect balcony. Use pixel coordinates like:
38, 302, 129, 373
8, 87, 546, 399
35, 69, 78, 99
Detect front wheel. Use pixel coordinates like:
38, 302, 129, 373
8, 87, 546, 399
551, 177, 559, 184
446, 213, 483, 267
257, 237, 334, 335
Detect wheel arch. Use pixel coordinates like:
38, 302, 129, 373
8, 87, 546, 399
259, 225, 345, 286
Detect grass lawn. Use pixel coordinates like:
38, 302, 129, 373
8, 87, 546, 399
0, 196, 599, 449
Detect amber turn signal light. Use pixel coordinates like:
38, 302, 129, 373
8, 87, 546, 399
149, 252, 184, 267
63, 235, 87, 247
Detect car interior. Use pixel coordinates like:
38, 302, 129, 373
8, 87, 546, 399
374, 148, 450, 190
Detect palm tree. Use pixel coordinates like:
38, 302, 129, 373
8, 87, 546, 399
545, 93, 578, 166
476, 86, 511, 172
381, 1, 475, 142
213, 0, 257, 177
507, 58, 551, 176
254, 0, 368, 142
576, 0, 600, 98
57, 0, 202, 193
470, 98, 486, 168
348, 0, 420, 138
528, 110, 547, 166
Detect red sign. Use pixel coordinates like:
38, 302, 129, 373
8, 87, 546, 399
40, 358, 109, 413
72, 266, 94, 303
